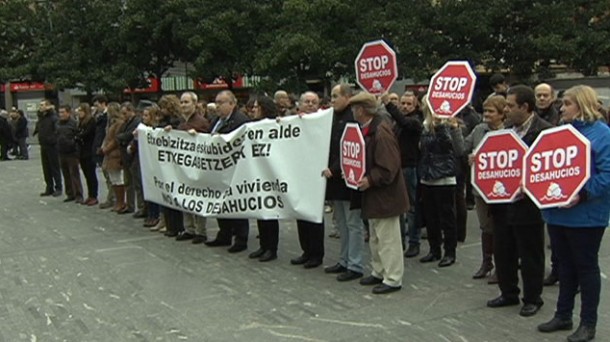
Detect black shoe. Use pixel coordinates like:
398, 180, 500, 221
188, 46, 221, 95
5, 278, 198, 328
228, 244, 247, 253
63, 197, 75, 202
537, 317, 573, 333
487, 295, 520, 308
132, 210, 147, 219
324, 263, 347, 274
543, 273, 559, 286
290, 255, 309, 265
419, 253, 441, 263
404, 244, 420, 258
175, 232, 194, 241
372, 284, 401, 294
337, 270, 363, 282
164, 231, 179, 238
205, 239, 231, 247
52, 190, 62, 197
40, 191, 53, 197
438, 256, 456, 267
360, 275, 383, 286
249, 248, 265, 259
466, 202, 475, 210
519, 302, 543, 317
303, 259, 322, 269
192, 235, 207, 244
567, 325, 596, 342
259, 250, 277, 262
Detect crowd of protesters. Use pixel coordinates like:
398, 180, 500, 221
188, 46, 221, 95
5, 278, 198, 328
4, 78, 610, 342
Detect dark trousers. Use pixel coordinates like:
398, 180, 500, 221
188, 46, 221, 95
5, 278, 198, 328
163, 207, 184, 234
17, 137, 28, 159
548, 225, 605, 326
0, 140, 9, 159
296, 219, 324, 261
455, 176, 467, 242
215, 219, 249, 246
130, 156, 145, 212
421, 184, 457, 257
79, 155, 98, 199
147, 202, 160, 220
40, 144, 62, 192
493, 220, 545, 305
60, 155, 83, 199
257, 219, 279, 252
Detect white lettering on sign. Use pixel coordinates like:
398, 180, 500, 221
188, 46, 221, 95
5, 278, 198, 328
433, 77, 469, 92
342, 141, 361, 158
530, 146, 578, 172
478, 149, 519, 170
359, 56, 389, 72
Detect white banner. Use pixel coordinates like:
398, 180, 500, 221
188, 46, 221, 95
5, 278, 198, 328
137, 109, 333, 223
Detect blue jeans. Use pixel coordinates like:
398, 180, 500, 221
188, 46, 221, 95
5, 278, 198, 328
548, 225, 605, 326
400, 167, 421, 246
333, 200, 364, 273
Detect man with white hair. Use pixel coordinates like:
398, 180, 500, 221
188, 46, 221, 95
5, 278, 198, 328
205, 90, 251, 253
535, 83, 559, 126
290, 91, 326, 268
274, 90, 293, 116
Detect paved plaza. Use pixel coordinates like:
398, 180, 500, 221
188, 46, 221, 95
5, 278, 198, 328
0, 147, 609, 342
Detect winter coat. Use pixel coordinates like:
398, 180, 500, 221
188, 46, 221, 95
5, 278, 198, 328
56, 118, 79, 156
34, 110, 58, 145
419, 124, 464, 182
102, 118, 125, 172
76, 118, 96, 159
360, 115, 409, 219
326, 106, 359, 201
542, 120, 610, 228
385, 102, 423, 168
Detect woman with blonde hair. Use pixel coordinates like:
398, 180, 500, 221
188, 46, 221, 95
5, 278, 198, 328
418, 96, 464, 267
464, 95, 506, 283
538, 85, 610, 342
101, 102, 126, 212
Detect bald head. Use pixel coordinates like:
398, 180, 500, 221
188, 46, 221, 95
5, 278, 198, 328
299, 91, 320, 114
535, 83, 555, 110
388, 93, 400, 106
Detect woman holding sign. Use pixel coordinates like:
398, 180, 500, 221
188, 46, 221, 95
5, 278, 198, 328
247, 96, 280, 262
538, 85, 610, 342
418, 96, 464, 267
464, 95, 506, 282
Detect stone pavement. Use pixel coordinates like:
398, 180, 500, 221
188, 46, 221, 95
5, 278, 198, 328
0, 147, 609, 342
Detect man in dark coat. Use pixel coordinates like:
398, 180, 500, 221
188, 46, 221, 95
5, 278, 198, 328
0, 112, 13, 161
487, 85, 552, 317
322, 84, 365, 281
535, 83, 560, 126
116, 102, 142, 214
385, 92, 424, 257
34, 100, 62, 196
350, 92, 409, 295
205, 90, 251, 253
57, 105, 83, 203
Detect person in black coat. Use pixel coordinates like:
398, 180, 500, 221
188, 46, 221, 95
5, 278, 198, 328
486, 85, 552, 318
34, 100, 62, 196
75, 103, 98, 205
12, 110, 29, 160
205, 90, 251, 253
56, 105, 84, 203
0, 113, 13, 161
92, 95, 114, 208
322, 84, 365, 281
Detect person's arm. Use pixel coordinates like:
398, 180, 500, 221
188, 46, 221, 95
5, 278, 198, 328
582, 131, 610, 200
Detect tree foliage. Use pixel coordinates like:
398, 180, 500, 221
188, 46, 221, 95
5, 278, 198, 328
0, 0, 608, 93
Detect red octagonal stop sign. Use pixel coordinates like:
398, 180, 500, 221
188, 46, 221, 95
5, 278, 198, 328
354, 40, 398, 95
472, 130, 528, 204
340, 123, 366, 190
523, 125, 591, 209
427, 61, 476, 118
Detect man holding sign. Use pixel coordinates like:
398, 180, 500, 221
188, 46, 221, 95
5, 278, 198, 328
349, 92, 408, 294
322, 84, 365, 282
486, 85, 552, 317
